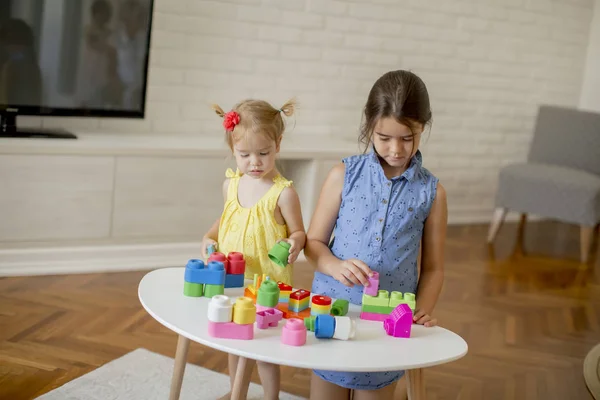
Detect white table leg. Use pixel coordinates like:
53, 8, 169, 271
406, 368, 424, 400
169, 334, 190, 400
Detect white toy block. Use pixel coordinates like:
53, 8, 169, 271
333, 316, 356, 340
207, 295, 233, 323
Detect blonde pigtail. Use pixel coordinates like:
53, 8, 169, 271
279, 97, 297, 117
211, 103, 226, 118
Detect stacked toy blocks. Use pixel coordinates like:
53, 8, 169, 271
256, 280, 280, 311
289, 289, 310, 312
310, 295, 332, 316
314, 315, 356, 340
360, 272, 416, 322
207, 295, 256, 340
244, 273, 269, 301
208, 252, 246, 288
277, 282, 293, 303
384, 304, 413, 338
183, 259, 226, 297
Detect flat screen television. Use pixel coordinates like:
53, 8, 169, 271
0, 0, 154, 139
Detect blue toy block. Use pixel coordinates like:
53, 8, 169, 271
184, 259, 225, 285
224, 273, 244, 288
315, 314, 336, 339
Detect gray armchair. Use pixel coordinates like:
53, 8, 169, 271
487, 105, 600, 263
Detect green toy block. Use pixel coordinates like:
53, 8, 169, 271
362, 290, 390, 307
403, 293, 416, 310
388, 291, 416, 311
331, 299, 349, 316
361, 304, 394, 314
304, 315, 316, 332
183, 282, 203, 297
257, 280, 280, 307
204, 283, 224, 298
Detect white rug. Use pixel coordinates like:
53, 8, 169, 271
36, 348, 305, 400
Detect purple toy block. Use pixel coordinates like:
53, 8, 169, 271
363, 271, 380, 296
384, 304, 413, 338
207, 321, 254, 340
256, 308, 283, 329
359, 311, 388, 322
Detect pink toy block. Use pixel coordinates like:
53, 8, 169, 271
363, 271, 380, 296
207, 321, 254, 340
359, 311, 388, 322
256, 304, 274, 313
384, 304, 413, 338
281, 318, 307, 346
256, 308, 283, 329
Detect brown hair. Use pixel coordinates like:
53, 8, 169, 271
211, 98, 296, 150
359, 70, 432, 151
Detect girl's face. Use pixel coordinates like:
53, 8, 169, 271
372, 117, 423, 173
232, 133, 280, 179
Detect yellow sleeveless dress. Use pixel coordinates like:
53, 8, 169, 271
217, 168, 293, 285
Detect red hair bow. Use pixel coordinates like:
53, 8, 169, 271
223, 111, 240, 131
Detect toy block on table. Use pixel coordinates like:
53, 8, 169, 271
204, 283, 225, 298
310, 295, 332, 316
227, 252, 246, 275
207, 295, 233, 323
288, 289, 310, 312
257, 280, 280, 308
333, 316, 356, 340
281, 319, 307, 346
256, 308, 283, 329
384, 304, 413, 338
315, 314, 336, 339
185, 259, 226, 285
359, 311, 389, 322
278, 282, 293, 303
331, 299, 349, 316
276, 302, 312, 320
362, 304, 393, 314
208, 321, 254, 340
183, 281, 203, 297
232, 297, 256, 325
362, 290, 390, 307
207, 253, 229, 273
304, 315, 316, 332
225, 274, 244, 288
363, 271, 380, 296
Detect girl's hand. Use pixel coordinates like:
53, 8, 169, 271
201, 236, 218, 259
330, 258, 373, 287
278, 238, 301, 264
413, 309, 437, 327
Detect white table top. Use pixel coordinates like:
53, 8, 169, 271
138, 267, 468, 372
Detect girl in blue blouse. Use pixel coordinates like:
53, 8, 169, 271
305, 70, 447, 400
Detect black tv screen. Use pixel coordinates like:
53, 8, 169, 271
0, 0, 154, 119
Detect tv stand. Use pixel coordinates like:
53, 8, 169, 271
0, 111, 77, 139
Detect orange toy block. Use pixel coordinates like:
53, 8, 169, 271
276, 302, 312, 320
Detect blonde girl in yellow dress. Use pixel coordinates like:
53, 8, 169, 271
201, 98, 306, 400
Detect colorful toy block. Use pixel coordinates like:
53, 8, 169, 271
185, 259, 226, 286
257, 280, 280, 308
362, 290, 390, 307
268, 241, 291, 267
359, 311, 389, 322
204, 283, 225, 298
389, 291, 416, 311
278, 282, 293, 303
207, 295, 233, 323
208, 321, 254, 340
232, 297, 256, 325
281, 319, 307, 346
384, 304, 413, 338
331, 299, 349, 316
289, 289, 310, 312
256, 308, 283, 329
227, 252, 246, 275
276, 302, 312, 320
363, 271, 380, 296
362, 304, 393, 314
183, 281, 203, 297
225, 274, 244, 288
207, 253, 229, 273
332, 316, 356, 340
315, 314, 336, 339
207, 243, 217, 256
304, 315, 316, 332
310, 295, 332, 316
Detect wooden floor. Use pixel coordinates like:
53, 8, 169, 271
1, 221, 599, 400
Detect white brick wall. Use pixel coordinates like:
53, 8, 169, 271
23, 0, 595, 223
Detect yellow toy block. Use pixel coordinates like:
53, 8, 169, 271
310, 303, 331, 314
233, 297, 256, 325
362, 290, 390, 307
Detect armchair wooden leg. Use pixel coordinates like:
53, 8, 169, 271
581, 225, 594, 264
487, 208, 508, 244
515, 213, 527, 256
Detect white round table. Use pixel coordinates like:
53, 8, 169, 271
139, 267, 468, 400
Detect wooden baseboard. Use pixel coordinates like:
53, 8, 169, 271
0, 242, 307, 277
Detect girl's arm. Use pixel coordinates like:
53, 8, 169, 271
414, 182, 448, 326
278, 186, 306, 263
304, 163, 372, 286
201, 179, 229, 258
